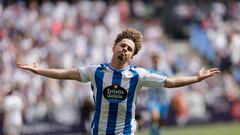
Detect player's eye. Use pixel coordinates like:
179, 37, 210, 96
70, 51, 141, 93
128, 47, 133, 52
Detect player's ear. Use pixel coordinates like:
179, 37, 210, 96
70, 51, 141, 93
112, 46, 115, 52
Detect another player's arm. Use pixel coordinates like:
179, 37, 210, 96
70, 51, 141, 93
17, 63, 80, 81
164, 68, 220, 88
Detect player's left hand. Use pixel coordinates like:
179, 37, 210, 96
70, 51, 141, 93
197, 68, 221, 81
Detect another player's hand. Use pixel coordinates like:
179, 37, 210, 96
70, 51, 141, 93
16, 63, 38, 73
197, 68, 221, 81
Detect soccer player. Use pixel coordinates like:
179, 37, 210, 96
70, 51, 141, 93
147, 54, 173, 135
17, 28, 220, 135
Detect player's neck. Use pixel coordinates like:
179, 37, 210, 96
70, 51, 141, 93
110, 59, 129, 69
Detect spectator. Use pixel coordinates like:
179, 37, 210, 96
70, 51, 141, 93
3, 86, 24, 135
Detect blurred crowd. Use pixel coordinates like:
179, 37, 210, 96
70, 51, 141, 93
0, 0, 240, 134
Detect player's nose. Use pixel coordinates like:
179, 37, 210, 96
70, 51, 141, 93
122, 47, 127, 52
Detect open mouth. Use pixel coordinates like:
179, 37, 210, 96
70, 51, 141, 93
118, 53, 125, 60
118, 55, 123, 60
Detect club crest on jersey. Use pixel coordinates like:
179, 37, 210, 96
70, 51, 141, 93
103, 84, 128, 103
123, 71, 133, 78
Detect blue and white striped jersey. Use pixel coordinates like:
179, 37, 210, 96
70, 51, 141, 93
78, 63, 167, 135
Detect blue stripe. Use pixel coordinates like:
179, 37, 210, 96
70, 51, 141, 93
101, 63, 108, 68
123, 69, 139, 134
92, 67, 105, 135
106, 70, 122, 134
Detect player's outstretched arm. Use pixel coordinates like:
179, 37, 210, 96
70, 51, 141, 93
164, 68, 220, 88
17, 63, 80, 81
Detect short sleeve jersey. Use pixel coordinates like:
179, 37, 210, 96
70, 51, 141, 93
78, 63, 167, 135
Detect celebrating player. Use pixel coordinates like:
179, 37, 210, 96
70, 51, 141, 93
17, 28, 220, 135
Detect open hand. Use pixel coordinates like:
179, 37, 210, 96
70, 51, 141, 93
16, 63, 38, 73
198, 68, 221, 81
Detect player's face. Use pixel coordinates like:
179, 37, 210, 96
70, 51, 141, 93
113, 38, 135, 62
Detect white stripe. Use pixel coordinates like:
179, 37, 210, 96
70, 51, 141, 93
90, 66, 98, 102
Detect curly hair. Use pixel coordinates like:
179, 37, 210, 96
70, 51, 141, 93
114, 28, 143, 56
